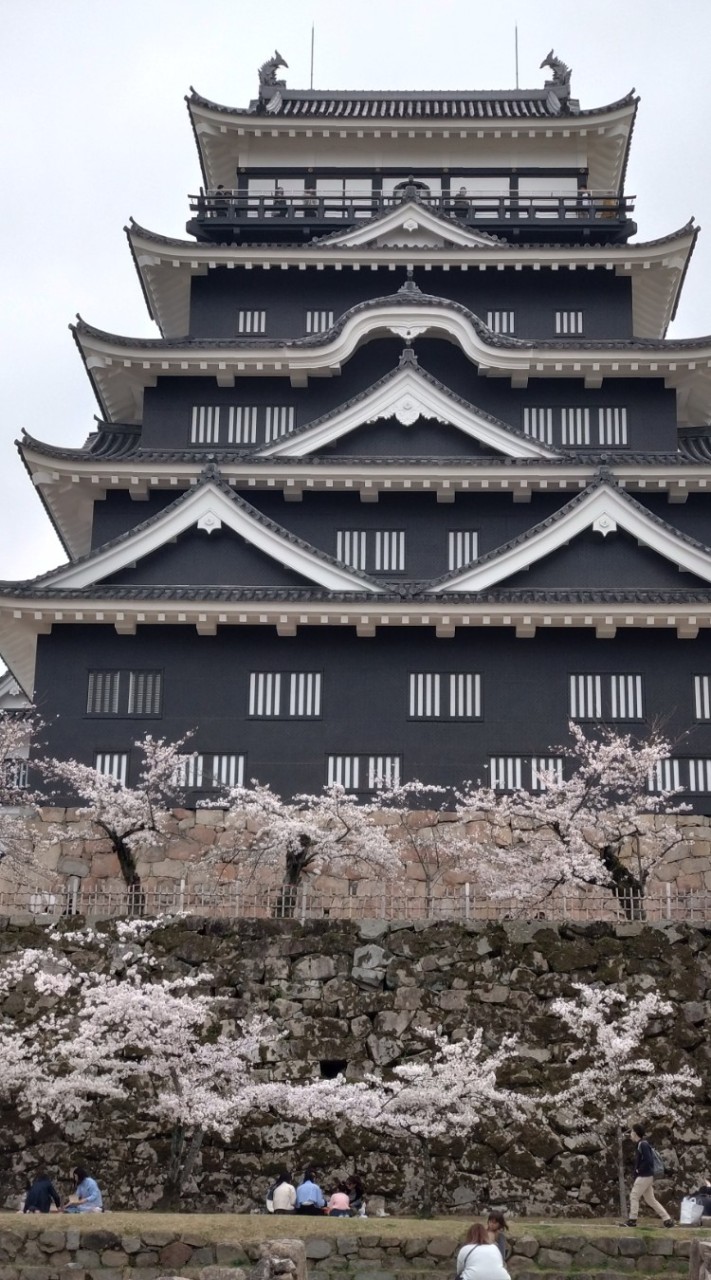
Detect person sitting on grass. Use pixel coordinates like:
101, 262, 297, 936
456, 1224, 511, 1280
23, 1173, 61, 1214
327, 1182, 352, 1217
63, 1166, 103, 1213
294, 1166, 325, 1215
487, 1211, 509, 1260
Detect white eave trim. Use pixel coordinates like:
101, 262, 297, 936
38, 482, 384, 594
259, 363, 556, 459
317, 201, 503, 250
434, 482, 711, 592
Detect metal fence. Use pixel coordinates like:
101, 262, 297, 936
0, 881, 708, 924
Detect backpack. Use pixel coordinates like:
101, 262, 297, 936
651, 1147, 665, 1178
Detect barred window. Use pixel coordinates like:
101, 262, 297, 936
249, 672, 282, 717
237, 310, 266, 334
210, 754, 245, 788
327, 754, 401, 791
226, 406, 258, 445
560, 407, 590, 447
327, 755, 360, 790
555, 310, 584, 335
264, 406, 295, 443
127, 672, 162, 717
174, 754, 246, 790
2, 758, 29, 790
409, 673, 481, 719
569, 674, 643, 721
648, 759, 681, 793
487, 311, 515, 335
598, 407, 628, 446
190, 406, 220, 445
336, 530, 367, 571
306, 310, 334, 334
531, 757, 564, 791
87, 671, 120, 716
694, 675, 711, 721
368, 754, 401, 789
447, 530, 478, 571
688, 759, 711, 793
288, 672, 322, 717
569, 674, 602, 720
609, 674, 643, 721
249, 672, 322, 718
94, 752, 128, 784
489, 756, 523, 791
336, 531, 405, 573
523, 407, 553, 445
374, 531, 405, 572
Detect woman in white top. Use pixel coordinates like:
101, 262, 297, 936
456, 1225, 511, 1280
267, 1171, 296, 1213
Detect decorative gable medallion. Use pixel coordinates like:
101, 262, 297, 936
316, 200, 504, 252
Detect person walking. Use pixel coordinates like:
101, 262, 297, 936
622, 1124, 674, 1228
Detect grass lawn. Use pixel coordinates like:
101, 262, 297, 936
0, 1211, 707, 1241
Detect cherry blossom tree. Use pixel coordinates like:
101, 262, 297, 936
457, 723, 688, 919
214, 781, 400, 916
0, 930, 282, 1204
550, 983, 701, 1216
41, 735, 194, 907
375, 780, 479, 916
0, 707, 48, 884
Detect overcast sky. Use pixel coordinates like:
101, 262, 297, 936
1, 0, 710, 599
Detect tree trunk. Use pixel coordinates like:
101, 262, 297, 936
617, 1121, 628, 1219
159, 1124, 204, 1206
419, 1136, 434, 1218
274, 835, 312, 918
101, 826, 145, 915
600, 845, 646, 923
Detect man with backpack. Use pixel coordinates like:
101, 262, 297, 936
622, 1123, 675, 1227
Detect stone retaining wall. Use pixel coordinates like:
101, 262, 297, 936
0, 1224, 699, 1280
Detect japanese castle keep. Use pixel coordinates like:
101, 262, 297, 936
4, 51, 711, 808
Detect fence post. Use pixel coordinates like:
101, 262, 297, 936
178, 878, 185, 914
299, 887, 307, 925
464, 882, 471, 922
665, 882, 672, 921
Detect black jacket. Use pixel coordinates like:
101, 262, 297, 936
634, 1139, 655, 1178
24, 1177, 61, 1213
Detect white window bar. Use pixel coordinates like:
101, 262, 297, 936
598, 407, 628, 446
489, 756, 523, 791
486, 311, 515, 335
87, 671, 120, 715
336, 530, 367, 570
264, 406, 295, 443
560, 407, 590, 447
693, 675, 711, 721
237, 310, 266, 334
531, 757, 564, 791
449, 673, 481, 719
409, 673, 441, 718
289, 672, 322, 717
306, 310, 334, 334
447, 530, 478, 571
190, 406, 220, 445
523, 407, 553, 445
569, 674, 602, 720
227, 406, 258, 445
248, 672, 281, 717
647, 758, 681, 793
327, 755, 360, 789
368, 755, 401, 789
127, 672, 162, 717
688, 759, 711, 793
173, 755, 204, 789
610, 674, 643, 720
94, 753, 128, 785
210, 754, 245, 788
555, 310, 584, 335
374, 530, 405, 572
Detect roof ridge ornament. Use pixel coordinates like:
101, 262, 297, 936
258, 49, 288, 103
397, 271, 423, 299
398, 346, 419, 368
540, 48, 572, 93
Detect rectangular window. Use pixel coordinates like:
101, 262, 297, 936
288, 672, 322, 717
226, 406, 258, 445
487, 311, 515, 335
598, 407, 628, 446
409, 673, 481, 719
693, 675, 711, 721
94, 752, 128, 785
569, 674, 602, 720
448, 530, 478, 571
489, 756, 523, 791
523, 407, 553, 445
248, 672, 282, 717
306, 310, 334, 334
87, 671, 120, 716
210, 753, 245, 788
648, 758, 681, 793
127, 672, 162, 717
555, 310, 584, 335
264, 406, 295, 443
2, 758, 29, 790
374, 530, 405, 572
368, 754, 401, 789
688, 759, 711, 793
336, 530, 367, 571
237, 310, 266, 334
175, 755, 204, 789
609, 674, 644, 720
174, 754, 245, 790
531, 757, 564, 790
560, 407, 590, 447
190, 406, 220, 445
327, 755, 360, 789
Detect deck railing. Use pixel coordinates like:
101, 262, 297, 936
0, 881, 706, 924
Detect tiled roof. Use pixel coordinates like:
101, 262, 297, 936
678, 430, 711, 464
